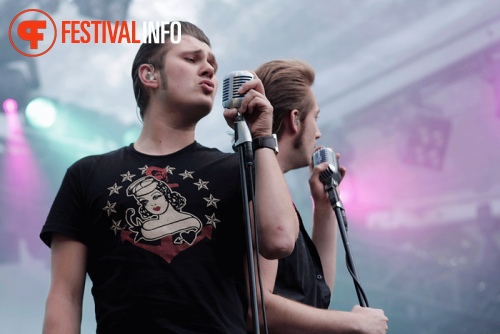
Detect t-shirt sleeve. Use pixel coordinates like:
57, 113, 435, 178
40, 161, 89, 247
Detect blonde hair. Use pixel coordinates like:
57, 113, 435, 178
255, 59, 315, 138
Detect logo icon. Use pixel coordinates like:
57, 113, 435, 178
9, 9, 57, 57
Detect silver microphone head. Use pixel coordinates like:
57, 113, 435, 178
313, 148, 342, 185
222, 70, 254, 110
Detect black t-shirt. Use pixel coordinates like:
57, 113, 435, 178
40, 142, 248, 333
273, 209, 331, 309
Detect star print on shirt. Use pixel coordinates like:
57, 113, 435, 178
204, 194, 220, 208
110, 220, 123, 235
194, 179, 209, 190
103, 201, 117, 216
110, 162, 226, 263
165, 165, 176, 175
121, 171, 136, 182
138, 165, 149, 175
205, 213, 220, 228
179, 170, 194, 179
107, 183, 122, 196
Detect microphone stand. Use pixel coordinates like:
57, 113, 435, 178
233, 114, 261, 333
320, 172, 369, 307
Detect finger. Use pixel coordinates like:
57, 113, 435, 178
223, 108, 238, 128
309, 162, 330, 191
238, 77, 265, 96
339, 166, 347, 180
332, 151, 346, 180
245, 96, 270, 115
312, 161, 330, 173
223, 108, 238, 119
239, 89, 264, 114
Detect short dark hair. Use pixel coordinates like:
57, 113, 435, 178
131, 21, 211, 119
255, 59, 315, 138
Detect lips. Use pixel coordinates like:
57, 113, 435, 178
200, 80, 215, 93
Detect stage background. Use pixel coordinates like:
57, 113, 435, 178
1, 0, 499, 333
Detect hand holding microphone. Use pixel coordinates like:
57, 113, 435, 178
310, 147, 346, 211
312, 147, 346, 220
313, 147, 343, 187
222, 71, 274, 139
222, 71, 255, 148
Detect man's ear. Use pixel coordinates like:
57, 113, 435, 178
138, 64, 159, 88
289, 109, 300, 132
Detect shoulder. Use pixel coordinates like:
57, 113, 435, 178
64, 146, 130, 182
192, 142, 238, 165
69, 146, 129, 169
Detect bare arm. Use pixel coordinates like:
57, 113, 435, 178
43, 233, 88, 334
250, 256, 389, 334
253, 146, 298, 259
224, 76, 299, 259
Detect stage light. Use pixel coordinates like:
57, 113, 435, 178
2, 99, 18, 115
25, 97, 58, 129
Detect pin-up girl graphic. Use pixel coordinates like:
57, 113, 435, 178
126, 176, 202, 245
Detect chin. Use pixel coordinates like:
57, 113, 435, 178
199, 95, 215, 108
193, 101, 213, 119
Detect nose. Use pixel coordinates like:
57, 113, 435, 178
315, 125, 322, 139
200, 60, 215, 78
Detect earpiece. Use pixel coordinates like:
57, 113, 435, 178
294, 116, 299, 126
146, 64, 156, 80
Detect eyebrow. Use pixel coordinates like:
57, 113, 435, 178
183, 49, 218, 72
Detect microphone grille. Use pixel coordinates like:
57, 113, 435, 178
222, 71, 254, 109
313, 148, 335, 168
313, 148, 341, 185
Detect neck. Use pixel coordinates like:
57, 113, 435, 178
276, 137, 295, 174
134, 104, 197, 156
277, 133, 312, 173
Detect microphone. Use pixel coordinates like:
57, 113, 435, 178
222, 70, 254, 109
313, 148, 342, 186
313, 147, 369, 307
222, 71, 254, 159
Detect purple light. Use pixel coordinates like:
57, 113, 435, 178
3, 99, 18, 115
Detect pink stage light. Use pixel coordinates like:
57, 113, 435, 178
3, 99, 18, 115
